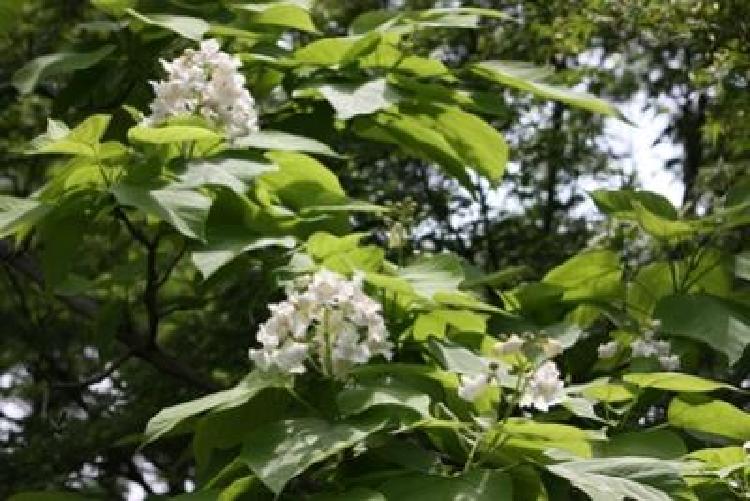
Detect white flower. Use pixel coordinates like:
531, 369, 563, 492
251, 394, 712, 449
493, 334, 525, 355
544, 338, 564, 358
743, 441, 750, 454
653, 340, 672, 357
658, 354, 681, 372
144, 39, 259, 141
631, 338, 658, 358
249, 269, 391, 378
458, 373, 490, 402
597, 341, 619, 359
519, 361, 565, 412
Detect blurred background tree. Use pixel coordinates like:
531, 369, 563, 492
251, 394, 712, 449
0, 0, 748, 498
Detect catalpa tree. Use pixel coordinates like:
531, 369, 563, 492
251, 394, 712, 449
2, 1, 750, 500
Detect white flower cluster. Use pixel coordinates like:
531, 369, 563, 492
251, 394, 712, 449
457, 358, 508, 402
492, 332, 564, 358
518, 361, 566, 412
144, 39, 259, 140
597, 320, 680, 371
457, 356, 566, 413
248, 270, 393, 378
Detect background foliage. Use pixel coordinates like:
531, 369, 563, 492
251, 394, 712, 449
0, 0, 748, 499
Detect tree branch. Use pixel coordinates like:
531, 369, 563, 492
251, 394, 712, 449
0, 237, 221, 392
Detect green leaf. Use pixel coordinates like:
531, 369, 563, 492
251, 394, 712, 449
308, 488, 385, 501
176, 158, 277, 195
543, 249, 623, 302
126, 9, 209, 41
193, 236, 295, 279
582, 382, 636, 403
352, 111, 472, 187
143, 371, 290, 445
12, 45, 116, 95
234, 130, 340, 157
734, 252, 750, 281
127, 125, 222, 144
258, 151, 348, 210
547, 457, 685, 501
311, 78, 400, 120
654, 294, 750, 365
622, 372, 731, 393
30, 115, 112, 157
0, 196, 48, 237
237, 4, 317, 32
354, 104, 507, 184
596, 429, 687, 460
590, 189, 678, 219
632, 201, 696, 241
377, 470, 513, 500
0, 0, 24, 35
112, 183, 212, 240
336, 383, 431, 419
491, 418, 597, 461
668, 394, 750, 442
238, 417, 384, 494
91, 0, 136, 16
397, 254, 465, 300
471, 61, 621, 117
416, 104, 508, 183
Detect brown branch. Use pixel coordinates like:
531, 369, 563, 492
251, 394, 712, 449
0, 237, 221, 392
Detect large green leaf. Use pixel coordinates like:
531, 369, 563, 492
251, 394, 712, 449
143, 371, 290, 445
176, 158, 276, 195
193, 236, 296, 279
336, 383, 431, 419
397, 254, 465, 300
112, 183, 212, 240
596, 429, 687, 460
309, 488, 385, 501
353, 104, 507, 185
12, 45, 115, 95
547, 457, 685, 501
235, 4, 317, 32
128, 125, 222, 144
190, 189, 296, 278
377, 470, 513, 500
471, 61, 621, 117
30, 115, 113, 157
238, 417, 385, 494
416, 104, 508, 183
622, 372, 732, 393
126, 9, 210, 41
0, 196, 48, 237
668, 394, 750, 442
632, 201, 696, 241
734, 252, 750, 281
234, 130, 340, 157
543, 249, 623, 302
258, 151, 348, 210
310, 78, 400, 120
590, 189, 678, 220
654, 294, 750, 365
493, 418, 597, 461
352, 110, 472, 186
0, 0, 23, 35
